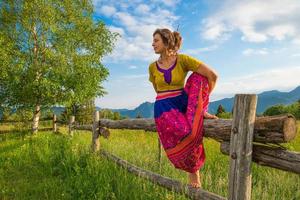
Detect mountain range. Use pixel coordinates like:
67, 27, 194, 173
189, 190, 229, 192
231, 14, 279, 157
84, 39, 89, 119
108, 85, 300, 118
2, 86, 299, 119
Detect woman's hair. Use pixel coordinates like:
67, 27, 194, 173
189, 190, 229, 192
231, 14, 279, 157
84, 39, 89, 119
153, 28, 182, 56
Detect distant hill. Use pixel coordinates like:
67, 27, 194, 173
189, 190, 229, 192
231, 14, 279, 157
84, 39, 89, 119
208, 86, 300, 115
1, 86, 299, 119
110, 85, 300, 118
107, 102, 154, 119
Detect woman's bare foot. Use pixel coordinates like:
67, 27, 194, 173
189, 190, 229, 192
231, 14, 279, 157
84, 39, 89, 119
188, 171, 201, 188
204, 112, 219, 119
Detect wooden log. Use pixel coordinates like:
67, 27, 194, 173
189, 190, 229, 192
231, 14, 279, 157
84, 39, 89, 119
68, 116, 75, 136
92, 111, 100, 152
253, 114, 297, 142
221, 141, 300, 174
228, 94, 257, 200
100, 150, 226, 200
73, 124, 93, 131
98, 114, 297, 143
72, 124, 110, 139
53, 114, 57, 133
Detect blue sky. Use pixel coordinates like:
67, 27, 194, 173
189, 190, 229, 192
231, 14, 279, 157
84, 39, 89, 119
92, 0, 300, 109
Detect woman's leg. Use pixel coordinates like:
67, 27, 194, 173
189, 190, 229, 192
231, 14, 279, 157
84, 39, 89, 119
184, 72, 210, 188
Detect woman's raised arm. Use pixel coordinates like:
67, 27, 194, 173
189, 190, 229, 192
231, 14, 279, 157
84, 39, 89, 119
196, 63, 218, 94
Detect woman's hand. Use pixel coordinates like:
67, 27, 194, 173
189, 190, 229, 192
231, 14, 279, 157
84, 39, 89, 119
196, 63, 218, 94
204, 112, 219, 119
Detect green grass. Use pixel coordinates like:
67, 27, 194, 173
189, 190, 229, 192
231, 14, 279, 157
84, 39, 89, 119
0, 131, 188, 199
96, 123, 300, 200
0, 121, 300, 199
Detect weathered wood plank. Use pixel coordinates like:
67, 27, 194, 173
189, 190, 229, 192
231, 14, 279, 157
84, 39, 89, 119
73, 124, 93, 131
100, 150, 226, 200
228, 94, 257, 200
92, 111, 100, 152
68, 116, 75, 136
53, 114, 57, 133
221, 141, 300, 174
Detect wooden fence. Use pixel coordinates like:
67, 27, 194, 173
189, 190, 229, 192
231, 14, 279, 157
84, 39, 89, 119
1, 94, 298, 199
69, 94, 298, 200
0, 117, 60, 134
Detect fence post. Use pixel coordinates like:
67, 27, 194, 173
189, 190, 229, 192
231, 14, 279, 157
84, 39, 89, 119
92, 111, 100, 152
69, 115, 75, 136
53, 114, 57, 133
228, 94, 257, 200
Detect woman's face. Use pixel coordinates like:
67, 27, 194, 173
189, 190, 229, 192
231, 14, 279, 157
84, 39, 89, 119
152, 33, 166, 54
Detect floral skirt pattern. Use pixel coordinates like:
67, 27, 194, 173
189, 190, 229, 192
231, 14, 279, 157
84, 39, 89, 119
154, 72, 209, 173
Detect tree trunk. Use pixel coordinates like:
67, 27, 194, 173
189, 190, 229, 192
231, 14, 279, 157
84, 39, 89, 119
32, 105, 40, 134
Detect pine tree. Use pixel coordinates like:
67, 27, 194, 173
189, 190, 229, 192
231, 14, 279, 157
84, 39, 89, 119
216, 104, 225, 116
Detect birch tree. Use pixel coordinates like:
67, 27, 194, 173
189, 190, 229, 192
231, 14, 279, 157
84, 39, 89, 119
0, 0, 117, 133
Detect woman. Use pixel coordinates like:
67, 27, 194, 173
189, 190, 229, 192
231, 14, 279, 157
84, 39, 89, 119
148, 28, 219, 188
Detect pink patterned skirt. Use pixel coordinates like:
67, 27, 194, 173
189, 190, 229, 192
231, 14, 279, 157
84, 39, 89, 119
154, 73, 209, 173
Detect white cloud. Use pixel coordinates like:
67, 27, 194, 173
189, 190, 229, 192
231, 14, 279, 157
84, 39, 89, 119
185, 45, 218, 55
93, 1, 180, 62
293, 38, 300, 44
201, 0, 300, 43
108, 26, 125, 36
135, 4, 151, 14
100, 5, 116, 17
115, 12, 138, 27
96, 66, 300, 108
242, 48, 269, 56
211, 66, 300, 101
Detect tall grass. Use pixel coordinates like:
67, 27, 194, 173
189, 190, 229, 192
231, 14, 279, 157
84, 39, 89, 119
0, 121, 299, 199
94, 121, 300, 199
0, 131, 188, 199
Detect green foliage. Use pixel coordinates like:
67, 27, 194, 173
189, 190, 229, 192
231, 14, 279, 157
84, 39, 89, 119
215, 104, 231, 118
100, 109, 123, 120
0, 0, 118, 109
0, 106, 11, 121
41, 108, 54, 119
113, 112, 121, 120
264, 104, 287, 116
216, 104, 225, 116
217, 112, 232, 119
286, 103, 300, 119
10, 108, 33, 122
75, 99, 96, 124
263, 100, 300, 119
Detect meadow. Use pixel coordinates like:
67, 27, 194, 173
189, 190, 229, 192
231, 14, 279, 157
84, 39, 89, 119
0, 121, 299, 199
